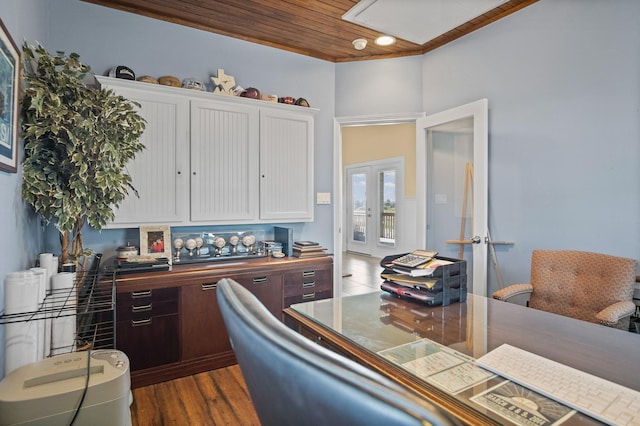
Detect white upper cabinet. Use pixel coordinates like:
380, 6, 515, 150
98, 78, 190, 227
260, 109, 314, 221
97, 76, 315, 227
190, 99, 259, 222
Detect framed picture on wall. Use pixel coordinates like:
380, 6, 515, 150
0, 18, 19, 173
139, 225, 172, 259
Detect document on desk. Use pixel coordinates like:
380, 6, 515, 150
470, 381, 575, 426
378, 338, 494, 394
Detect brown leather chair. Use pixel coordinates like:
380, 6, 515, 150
493, 250, 638, 329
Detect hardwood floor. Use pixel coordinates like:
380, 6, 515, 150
340, 251, 383, 296
130, 252, 380, 425
130, 365, 260, 425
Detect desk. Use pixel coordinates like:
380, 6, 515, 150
284, 292, 640, 426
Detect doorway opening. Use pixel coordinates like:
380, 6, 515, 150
333, 114, 424, 295
416, 99, 488, 296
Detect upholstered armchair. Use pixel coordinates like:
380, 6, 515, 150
493, 250, 638, 330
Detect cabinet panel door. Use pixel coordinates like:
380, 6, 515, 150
234, 274, 284, 321
260, 109, 314, 221
181, 281, 232, 360
190, 100, 259, 222
116, 314, 180, 371
102, 83, 190, 226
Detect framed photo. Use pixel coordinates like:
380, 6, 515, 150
139, 225, 171, 259
0, 18, 19, 173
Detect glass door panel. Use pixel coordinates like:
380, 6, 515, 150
378, 170, 396, 245
351, 172, 367, 243
346, 167, 371, 254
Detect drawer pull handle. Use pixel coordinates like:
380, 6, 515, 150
131, 290, 152, 298
201, 282, 218, 291
252, 276, 268, 284
302, 282, 316, 289
302, 271, 316, 278
131, 303, 152, 312
302, 292, 316, 300
132, 318, 152, 327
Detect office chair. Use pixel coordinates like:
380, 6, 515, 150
217, 278, 461, 426
493, 250, 637, 329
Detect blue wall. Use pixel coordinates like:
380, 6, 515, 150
335, 55, 423, 117
337, 0, 640, 292
0, 0, 51, 379
1, 0, 639, 377
0, 0, 337, 378
40, 0, 337, 260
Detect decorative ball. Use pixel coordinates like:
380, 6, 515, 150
137, 75, 159, 84
158, 76, 181, 87
240, 87, 260, 99
213, 237, 226, 248
173, 238, 184, 249
242, 235, 256, 246
185, 238, 197, 250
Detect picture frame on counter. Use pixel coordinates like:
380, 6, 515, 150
139, 225, 171, 259
0, 18, 19, 173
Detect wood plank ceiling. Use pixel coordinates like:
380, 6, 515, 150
82, 0, 538, 62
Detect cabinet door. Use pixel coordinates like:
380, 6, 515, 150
181, 281, 232, 360
190, 99, 259, 222
116, 315, 180, 371
234, 274, 284, 320
259, 109, 314, 221
100, 79, 190, 226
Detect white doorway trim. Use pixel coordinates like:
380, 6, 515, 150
416, 99, 489, 296
332, 113, 424, 296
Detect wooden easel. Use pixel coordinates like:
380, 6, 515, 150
457, 163, 474, 259
445, 162, 513, 289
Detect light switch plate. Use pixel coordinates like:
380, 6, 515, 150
434, 194, 447, 204
316, 192, 331, 205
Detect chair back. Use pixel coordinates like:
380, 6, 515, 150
529, 250, 637, 327
217, 278, 460, 426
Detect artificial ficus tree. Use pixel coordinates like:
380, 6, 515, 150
20, 43, 145, 267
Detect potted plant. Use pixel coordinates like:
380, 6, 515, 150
20, 43, 146, 268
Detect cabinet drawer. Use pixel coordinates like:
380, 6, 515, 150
285, 289, 333, 307
117, 287, 179, 304
116, 299, 179, 322
284, 268, 332, 297
116, 287, 179, 320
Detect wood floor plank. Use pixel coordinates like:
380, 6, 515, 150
131, 365, 260, 425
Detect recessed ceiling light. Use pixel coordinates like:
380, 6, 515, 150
352, 38, 367, 50
375, 35, 396, 46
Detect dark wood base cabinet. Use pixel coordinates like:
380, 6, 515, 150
115, 256, 333, 388
115, 287, 180, 371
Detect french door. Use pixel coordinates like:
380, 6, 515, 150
345, 160, 400, 256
